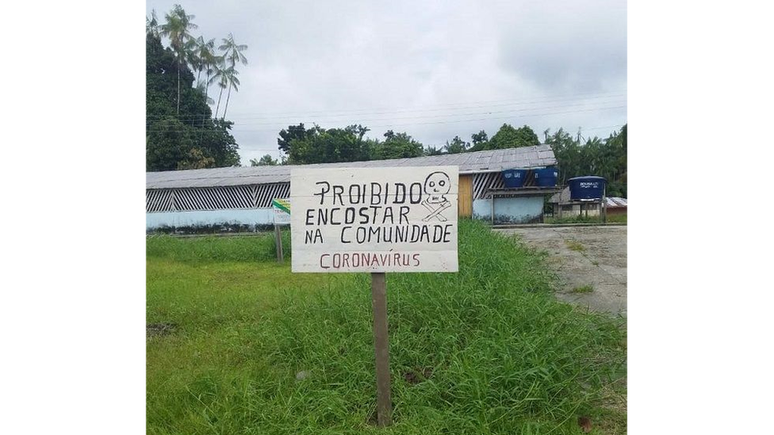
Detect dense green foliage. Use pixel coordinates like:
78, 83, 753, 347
284, 124, 372, 164
372, 130, 425, 160
470, 124, 541, 151
545, 125, 627, 197
146, 5, 244, 171
279, 124, 425, 164
274, 122, 627, 198
147, 221, 626, 434
250, 154, 279, 166
443, 135, 470, 154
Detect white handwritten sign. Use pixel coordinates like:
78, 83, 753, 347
291, 166, 459, 273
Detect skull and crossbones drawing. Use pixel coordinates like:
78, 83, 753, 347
421, 171, 452, 222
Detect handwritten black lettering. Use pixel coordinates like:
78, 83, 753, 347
333, 185, 344, 205
370, 182, 382, 205
314, 181, 330, 205
330, 207, 341, 225
345, 207, 356, 224
400, 206, 410, 224
306, 208, 314, 225
382, 207, 394, 225
394, 183, 406, 204
359, 207, 370, 224
348, 184, 361, 204
409, 182, 422, 204
341, 226, 352, 243
305, 228, 323, 244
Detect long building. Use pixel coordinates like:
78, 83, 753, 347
146, 145, 558, 232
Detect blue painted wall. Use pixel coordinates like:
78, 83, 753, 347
146, 208, 275, 230
472, 196, 544, 224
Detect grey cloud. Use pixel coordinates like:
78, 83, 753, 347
146, 0, 626, 164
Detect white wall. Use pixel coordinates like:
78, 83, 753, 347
472, 196, 545, 224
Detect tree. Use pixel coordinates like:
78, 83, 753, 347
146, 31, 209, 123
146, 24, 240, 171
219, 33, 248, 69
218, 33, 248, 119
250, 154, 278, 166
191, 36, 217, 89
284, 124, 371, 164
147, 117, 194, 171
146, 10, 160, 39
160, 4, 198, 115
146, 117, 240, 171
222, 66, 240, 119
444, 135, 470, 154
196, 119, 241, 168
469, 130, 489, 151
372, 130, 424, 160
210, 60, 229, 119
488, 124, 540, 150
278, 123, 312, 154
545, 127, 582, 185
178, 147, 216, 170
425, 145, 443, 156
545, 124, 628, 197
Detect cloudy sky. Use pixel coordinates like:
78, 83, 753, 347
145, 0, 626, 164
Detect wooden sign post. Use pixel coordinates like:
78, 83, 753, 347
290, 166, 459, 427
371, 272, 391, 426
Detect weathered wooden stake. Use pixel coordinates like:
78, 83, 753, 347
274, 224, 284, 263
371, 272, 392, 427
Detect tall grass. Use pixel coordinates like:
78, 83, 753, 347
147, 219, 626, 434
146, 230, 291, 263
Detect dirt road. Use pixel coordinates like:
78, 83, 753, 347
495, 225, 627, 316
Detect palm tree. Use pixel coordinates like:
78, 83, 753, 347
184, 37, 200, 81
192, 36, 217, 89
146, 10, 160, 38
222, 68, 241, 119
210, 61, 230, 119
160, 4, 198, 115
217, 33, 247, 120
219, 33, 248, 69
196, 83, 215, 106
204, 54, 223, 105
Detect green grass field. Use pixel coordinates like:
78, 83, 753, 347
147, 220, 626, 434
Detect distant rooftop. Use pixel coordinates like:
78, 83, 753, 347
146, 145, 557, 189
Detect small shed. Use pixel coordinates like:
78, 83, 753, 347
548, 187, 627, 218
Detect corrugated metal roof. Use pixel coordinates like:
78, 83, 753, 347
146, 145, 557, 189
605, 197, 627, 208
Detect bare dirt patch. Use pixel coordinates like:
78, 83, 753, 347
496, 226, 627, 316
